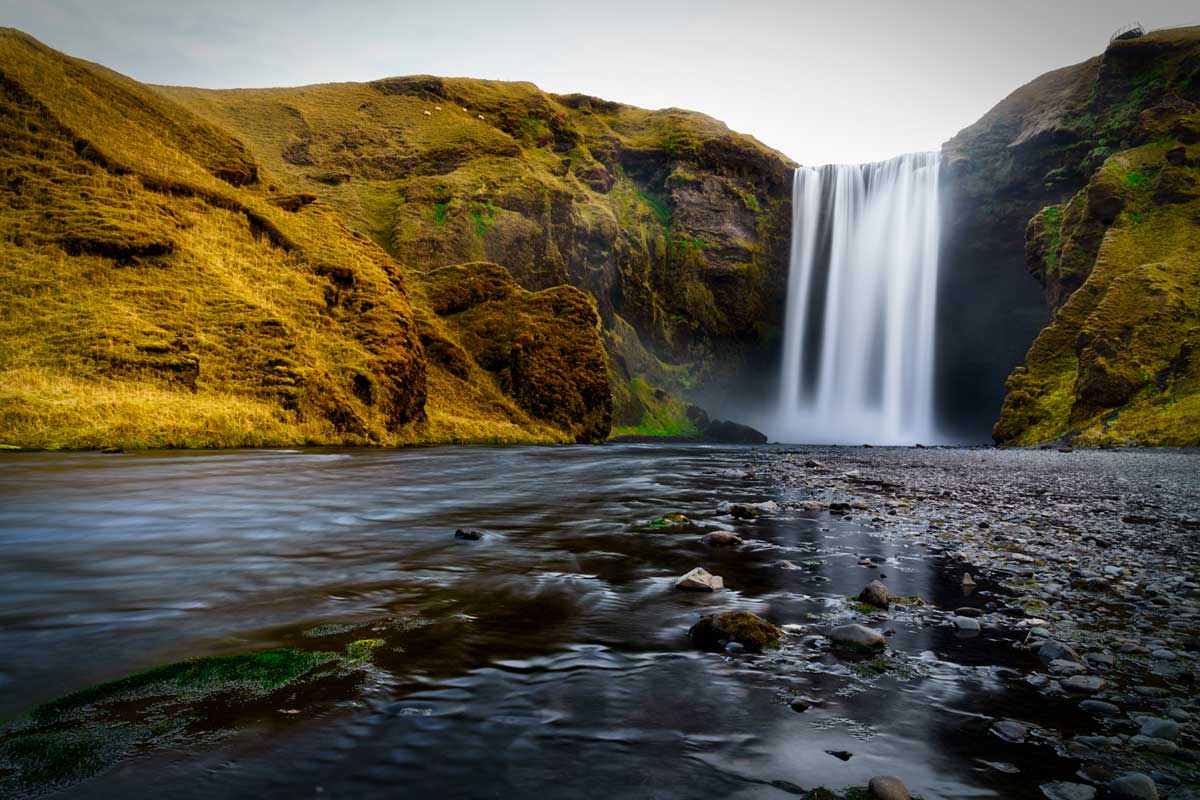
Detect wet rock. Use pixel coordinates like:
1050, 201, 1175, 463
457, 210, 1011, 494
992, 719, 1028, 743
1040, 783, 1096, 800
717, 500, 779, 519
953, 616, 981, 633
789, 696, 816, 712
644, 513, 692, 529
703, 419, 768, 444
1139, 718, 1180, 740
955, 606, 981, 617
825, 749, 853, 761
1080, 699, 1121, 716
675, 567, 723, 592
688, 611, 781, 652
1049, 659, 1087, 676
1130, 735, 1177, 755
1038, 640, 1081, 663
724, 641, 745, 654
700, 531, 743, 547
1106, 772, 1158, 800
868, 775, 912, 800
828, 623, 886, 651
858, 580, 890, 609
961, 573, 977, 587
454, 528, 483, 540
1062, 675, 1106, 694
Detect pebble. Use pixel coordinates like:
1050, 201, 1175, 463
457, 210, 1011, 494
867, 775, 911, 800
1139, 718, 1180, 740
700, 531, 743, 547
1080, 699, 1121, 716
1130, 735, 1177, 755
1049, 659, 1087, 675
1106, 772, 1158, 800
1038, 641, 1081, 662
1061, 675, 1106, 694
992, 719, 1027, 743
1040, 783, 1097, 800
454, 528, 483, 540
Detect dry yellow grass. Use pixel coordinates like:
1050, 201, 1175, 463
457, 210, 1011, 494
0, 28, 608, 449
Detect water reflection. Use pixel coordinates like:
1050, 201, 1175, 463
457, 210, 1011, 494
0, 446, 1078, 798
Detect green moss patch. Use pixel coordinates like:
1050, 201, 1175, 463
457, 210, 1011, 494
0, 648, 357, 798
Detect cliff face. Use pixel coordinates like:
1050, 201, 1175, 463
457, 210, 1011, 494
944, 26, 1200, 446
160, 77, 795, 430
0, 29, 611, 448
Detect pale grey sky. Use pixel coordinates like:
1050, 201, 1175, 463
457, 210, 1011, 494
3, 1, 1196, 164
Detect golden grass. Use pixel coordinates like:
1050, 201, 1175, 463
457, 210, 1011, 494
0, 28, 616, 449
0, 367, 336, 450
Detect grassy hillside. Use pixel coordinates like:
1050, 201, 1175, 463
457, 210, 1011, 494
159, 74, 795, 433
0, 29, 608, 448
948, 26, 1200, 446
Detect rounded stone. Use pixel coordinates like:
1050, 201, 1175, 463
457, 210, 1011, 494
1061, 674, 1106, 694
1040, 783, 1097, 800
868, 775, 911, 800
700, 531, 743, 547
1138, 717, 1180, 740
1106, 773, 1158, 800
828, 623, 886, 651
858, 579, 890, 609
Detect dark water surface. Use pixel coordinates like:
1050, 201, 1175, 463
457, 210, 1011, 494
0, 445, 1158, 798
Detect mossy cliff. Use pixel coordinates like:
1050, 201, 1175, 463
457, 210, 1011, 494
945, 26, 1200, 446
0, 29, 617, 447
160, 75, 795, 433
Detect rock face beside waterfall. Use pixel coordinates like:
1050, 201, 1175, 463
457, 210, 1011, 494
944, 25, 1200, 446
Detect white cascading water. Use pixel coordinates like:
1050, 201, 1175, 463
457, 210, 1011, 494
776, 152, 941, 445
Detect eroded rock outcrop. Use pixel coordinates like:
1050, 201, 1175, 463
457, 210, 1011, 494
945, 25, 1200, 446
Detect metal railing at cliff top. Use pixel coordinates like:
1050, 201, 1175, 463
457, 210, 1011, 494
1109, 22, 1145, 42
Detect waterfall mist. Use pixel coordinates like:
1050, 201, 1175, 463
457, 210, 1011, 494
774, 152, 942, 445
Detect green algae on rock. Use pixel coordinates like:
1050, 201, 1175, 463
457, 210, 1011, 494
0, 645, 386, 798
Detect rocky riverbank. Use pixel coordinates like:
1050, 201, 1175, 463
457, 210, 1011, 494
739, 446, 1200, 799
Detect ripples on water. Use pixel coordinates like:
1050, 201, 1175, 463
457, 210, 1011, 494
0, 445, 1106, 798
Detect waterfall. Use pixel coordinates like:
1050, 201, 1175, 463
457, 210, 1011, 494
775, 152, 941, 445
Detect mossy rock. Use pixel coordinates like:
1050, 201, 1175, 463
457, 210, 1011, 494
0, 648, 359, 798
688, 611, 783, 652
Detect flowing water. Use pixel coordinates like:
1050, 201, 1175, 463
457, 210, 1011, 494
776, 153, 942, 445
0, 446, 1143, 798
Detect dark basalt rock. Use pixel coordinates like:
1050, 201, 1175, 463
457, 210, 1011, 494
702, 419, 768, 444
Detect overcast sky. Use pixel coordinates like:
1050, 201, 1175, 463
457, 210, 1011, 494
3, 1, 1197, 164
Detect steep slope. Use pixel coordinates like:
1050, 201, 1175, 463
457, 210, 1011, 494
0, 29, 609, 448
159, 76, 795, 430
945, 26, 1200, 446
